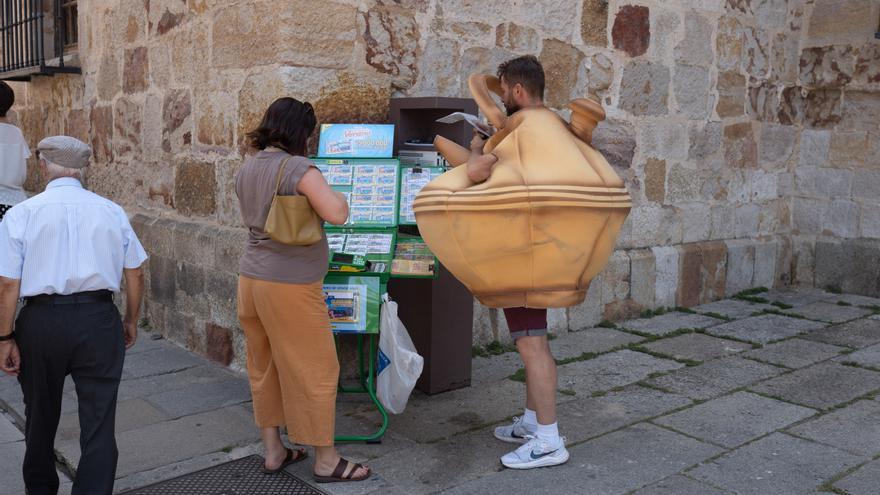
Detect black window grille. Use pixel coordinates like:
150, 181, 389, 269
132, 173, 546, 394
0, 0, 80, 80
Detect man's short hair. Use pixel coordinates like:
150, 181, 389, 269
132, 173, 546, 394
0, 81, 14, 117
497, 55, 545, 100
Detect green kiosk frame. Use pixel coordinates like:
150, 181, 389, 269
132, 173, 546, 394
316, 153, 439, 444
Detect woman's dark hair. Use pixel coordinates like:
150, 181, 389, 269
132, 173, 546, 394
497, 55, 545, 100
247, 97, 317, 156
0, 81, 15, 117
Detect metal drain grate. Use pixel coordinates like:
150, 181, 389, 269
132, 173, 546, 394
119, 455, 327, 495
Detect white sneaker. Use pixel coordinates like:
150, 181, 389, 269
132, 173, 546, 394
493, 416, 536, 444
501, 435, 569, 469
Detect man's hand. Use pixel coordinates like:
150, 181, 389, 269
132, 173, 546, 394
0, 341, 20, 377
123, 319, 138, 350
470, 131, 487, 152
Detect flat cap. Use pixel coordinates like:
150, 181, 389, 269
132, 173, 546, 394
37, 136, 91, 169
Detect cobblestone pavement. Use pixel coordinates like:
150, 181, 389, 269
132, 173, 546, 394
2, 287, 879, 494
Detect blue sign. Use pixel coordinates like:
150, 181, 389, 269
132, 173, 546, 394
317, 124, 395, 158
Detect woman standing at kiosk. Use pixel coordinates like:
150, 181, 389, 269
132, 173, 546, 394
235, 97, 370, 483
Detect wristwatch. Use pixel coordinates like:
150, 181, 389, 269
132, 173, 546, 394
0, 331, 14, 342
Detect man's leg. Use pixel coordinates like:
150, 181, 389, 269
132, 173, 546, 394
69, 302, 125, 495
516, 335, 557, 426
16, 305, 68, 495
498, 308, 568, 468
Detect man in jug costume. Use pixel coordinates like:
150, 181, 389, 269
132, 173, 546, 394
414, 56, 631, 469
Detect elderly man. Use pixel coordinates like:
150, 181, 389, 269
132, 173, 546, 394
0, 136, 147, 495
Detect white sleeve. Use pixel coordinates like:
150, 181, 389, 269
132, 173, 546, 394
119, 209, 148, 269
0, 208, 24, 279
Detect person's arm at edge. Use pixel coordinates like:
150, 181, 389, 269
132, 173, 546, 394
122, 266, 144, 350
0, 276, 21, 376
297, 167, 349, 225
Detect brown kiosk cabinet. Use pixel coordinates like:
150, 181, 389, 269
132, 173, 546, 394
387, 97, 478, 395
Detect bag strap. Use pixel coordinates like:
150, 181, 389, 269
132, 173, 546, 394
271, 156, 294, 200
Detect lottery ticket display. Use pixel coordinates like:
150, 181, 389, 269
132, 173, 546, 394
399, 166, 445, 225
315, 159, 400, 227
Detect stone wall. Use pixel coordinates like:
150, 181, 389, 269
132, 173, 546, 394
5, 0, 880, 363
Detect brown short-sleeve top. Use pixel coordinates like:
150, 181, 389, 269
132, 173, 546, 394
235, 149, 329, 284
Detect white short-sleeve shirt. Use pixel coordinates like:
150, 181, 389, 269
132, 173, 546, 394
0, 122, 31, 206
0, 177, 148, 297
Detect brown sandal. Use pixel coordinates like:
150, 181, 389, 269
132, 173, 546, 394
262, 447, 308, 474
313, 457, 371, 483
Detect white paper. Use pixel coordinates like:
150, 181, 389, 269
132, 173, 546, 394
436, 112, 494, 137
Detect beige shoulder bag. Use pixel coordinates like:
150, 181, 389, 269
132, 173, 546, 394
264, 157, 323, 245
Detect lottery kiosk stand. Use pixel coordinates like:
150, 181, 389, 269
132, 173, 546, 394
315, 124, 438, 442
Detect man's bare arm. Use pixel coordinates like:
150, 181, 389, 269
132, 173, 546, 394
122, 267, 145, 349
465, 132, 498, 183
0, 277, 21, 376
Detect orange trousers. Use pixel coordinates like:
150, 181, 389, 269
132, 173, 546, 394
237, 275, 339, 447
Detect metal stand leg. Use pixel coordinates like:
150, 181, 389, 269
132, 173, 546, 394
334, 333, 389, 443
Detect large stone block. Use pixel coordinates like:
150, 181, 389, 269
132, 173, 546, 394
211, 0, 357, 69
806, 0, 880, 47
795, 167, 852, 198
205, 323, 234, 366
612, 5, 649, 57
629, 249, 656, 310
652, 246, 679, 308
148, 256, 177, 306
723, 122, 758, 169
751, 362, 880, 410
824, 200, 860, 238
861, 203, 880, 239
689, 122, 722, 161
655, 391, 815, 448
540, 39, 586, 108
688, 433, 864, 494
673, 65, 712, 120
814, 239, 880, 297
799, 129, 831, 168
734, 203, 761, 239
680, 204, 712, 244
175, 160, 216, 217
172, 221, 216, 267
638, 120, 689, 161
113, 97, 143, 157
853, 170, 880, 200
161, 89, 192, 154
207, 270, 238, 330
800, 45, 856, 89
665, 164, 702, 204
675, 12, 713, 66
568, 275, 603, 330
725, 240, 755, 297
645, 356, 783, 400
363, 4, 420, 88
619, 61, 669, 116
414, 37, 461, 97
716, 16, 743, 72
581, 0, 609, 47
753, 240, 779, 289
760, 123, 797, 165
495, 23, 539, 52
791, 197, 828, 234
123, 47, 149, 94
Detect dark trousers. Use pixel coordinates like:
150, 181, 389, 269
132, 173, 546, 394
16, 300, 124, 495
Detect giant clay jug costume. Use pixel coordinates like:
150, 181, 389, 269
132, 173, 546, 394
413, 74, 632, 309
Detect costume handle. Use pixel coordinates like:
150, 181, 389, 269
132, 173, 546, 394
567, 98, 605, 144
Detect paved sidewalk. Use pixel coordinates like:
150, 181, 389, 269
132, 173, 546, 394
1, 286, 880, 494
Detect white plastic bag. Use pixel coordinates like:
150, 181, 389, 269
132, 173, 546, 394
377, 294, 424, 414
